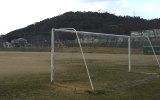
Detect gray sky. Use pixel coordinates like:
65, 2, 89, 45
0, 0, 160, 34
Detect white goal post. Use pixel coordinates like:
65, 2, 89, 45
51, 28, 160, 90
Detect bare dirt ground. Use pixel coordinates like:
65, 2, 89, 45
0, 52, 51, 79
0, 51, 157, 80
0, 52, 129, 79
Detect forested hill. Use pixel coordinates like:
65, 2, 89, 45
4, 11, 160, 42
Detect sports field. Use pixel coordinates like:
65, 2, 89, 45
0, 51, 160, 99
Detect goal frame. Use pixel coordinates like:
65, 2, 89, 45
51, 28, 160, 90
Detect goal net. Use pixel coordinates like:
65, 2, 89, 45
51, 28, 160, 91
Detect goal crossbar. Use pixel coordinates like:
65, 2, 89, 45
54, 28, 130, 38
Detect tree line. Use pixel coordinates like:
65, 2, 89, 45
3, 11, 160, 43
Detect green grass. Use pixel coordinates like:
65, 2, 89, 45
0, 72, 160, 100
0, 73, 52, 99
55, 46, 130, 54
0, 46, 144, 54
54, 58, 159, 92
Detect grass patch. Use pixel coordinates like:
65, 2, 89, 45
55, 58, 158, 90
0, 73, 52, 99
0, 72, 160, 99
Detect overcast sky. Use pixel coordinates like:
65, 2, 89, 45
0, 0, 160, 35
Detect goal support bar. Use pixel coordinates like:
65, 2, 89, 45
51, 29, 54, 82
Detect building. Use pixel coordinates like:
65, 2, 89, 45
11, 38, 27, 47
131, 29, 160, 37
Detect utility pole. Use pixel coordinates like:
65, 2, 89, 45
133, 11, 135, 17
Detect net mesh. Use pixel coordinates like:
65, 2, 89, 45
53, 30, 160, 90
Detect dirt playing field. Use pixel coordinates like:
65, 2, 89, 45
0, 52, 51, 79
0, 51, 158, 81
0, 52, 128, 79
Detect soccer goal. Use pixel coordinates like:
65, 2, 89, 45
51, 28, 160, 90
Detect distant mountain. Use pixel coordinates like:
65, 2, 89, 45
3, 11, 160, 42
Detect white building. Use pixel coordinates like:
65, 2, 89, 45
131, 29, 160, 37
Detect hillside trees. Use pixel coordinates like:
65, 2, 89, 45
3, 11, 160, 42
